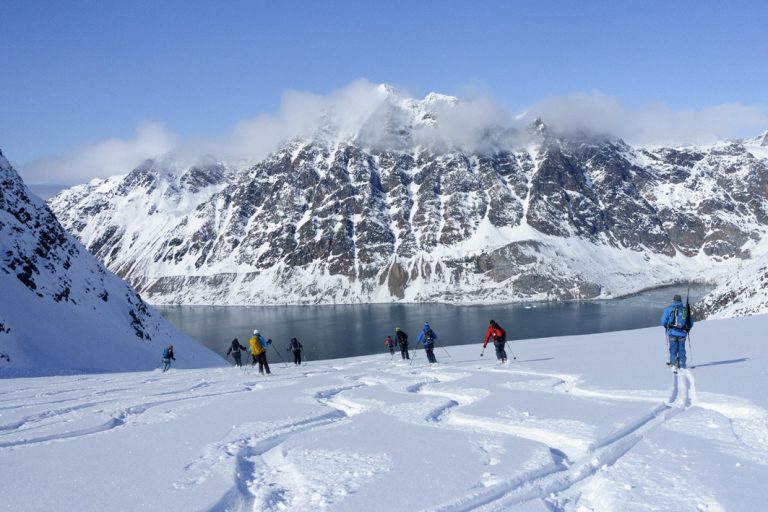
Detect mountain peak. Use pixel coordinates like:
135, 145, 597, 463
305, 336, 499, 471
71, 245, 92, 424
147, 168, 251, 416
376, 83, 401, 97
423, 92, 459, 105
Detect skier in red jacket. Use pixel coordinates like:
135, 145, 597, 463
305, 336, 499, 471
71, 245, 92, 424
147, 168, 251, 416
483, 320, 508, 363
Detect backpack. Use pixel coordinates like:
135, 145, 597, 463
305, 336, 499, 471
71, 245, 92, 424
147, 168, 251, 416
496, 325, 506, 342
669, 305, 691, 331
162, 347, 170, 359
425, 329, 435, 341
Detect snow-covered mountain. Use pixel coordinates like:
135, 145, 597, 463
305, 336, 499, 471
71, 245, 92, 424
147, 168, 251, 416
0, 149, 225, 376
49, 87, 768, 306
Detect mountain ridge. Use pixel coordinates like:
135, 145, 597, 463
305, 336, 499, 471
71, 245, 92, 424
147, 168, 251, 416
46, 91, 768, 310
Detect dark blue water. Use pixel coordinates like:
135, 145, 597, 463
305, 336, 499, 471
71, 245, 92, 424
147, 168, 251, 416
156, 284, 710, 362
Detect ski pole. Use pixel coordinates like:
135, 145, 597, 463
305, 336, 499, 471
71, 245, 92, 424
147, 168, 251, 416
410, 345, 419, 366
480, 345, 485, 357
687, 332, 694, 368
436, 339, 452, 359
271, 343, 288, 368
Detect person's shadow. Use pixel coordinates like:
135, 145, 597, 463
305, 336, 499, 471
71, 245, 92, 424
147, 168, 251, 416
693, 358, 748, 369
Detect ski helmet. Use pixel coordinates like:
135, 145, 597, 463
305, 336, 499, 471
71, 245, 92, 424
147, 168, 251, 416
253, 329, 259, 335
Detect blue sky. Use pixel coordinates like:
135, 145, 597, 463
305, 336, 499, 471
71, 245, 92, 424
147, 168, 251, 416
2, 0, 767, 183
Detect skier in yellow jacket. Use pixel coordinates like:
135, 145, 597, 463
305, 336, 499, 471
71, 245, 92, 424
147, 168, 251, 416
248, 329, 272, 375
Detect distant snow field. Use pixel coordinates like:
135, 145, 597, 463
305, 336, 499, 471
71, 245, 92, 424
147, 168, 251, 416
1, 315, 766, 511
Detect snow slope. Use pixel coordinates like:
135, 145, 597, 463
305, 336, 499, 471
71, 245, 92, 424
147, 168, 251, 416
0, 149, 226, 376
696, 250, 768, 319
1, 316, 765, 511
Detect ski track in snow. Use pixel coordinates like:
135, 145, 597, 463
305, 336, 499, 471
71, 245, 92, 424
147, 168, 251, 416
4, 353, 768, 511
199, 374, 376, 511
192, 358, 767, 511
425, 369, 699, 512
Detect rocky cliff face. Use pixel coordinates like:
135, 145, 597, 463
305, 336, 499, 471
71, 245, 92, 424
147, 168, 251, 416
0, 150, 224, 375
48, 91, 768, 306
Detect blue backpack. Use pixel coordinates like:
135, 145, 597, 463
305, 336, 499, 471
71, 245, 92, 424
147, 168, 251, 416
669, 305, 691, 331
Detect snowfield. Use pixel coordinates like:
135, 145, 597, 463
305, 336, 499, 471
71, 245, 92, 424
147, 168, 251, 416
1, 316, 766, 512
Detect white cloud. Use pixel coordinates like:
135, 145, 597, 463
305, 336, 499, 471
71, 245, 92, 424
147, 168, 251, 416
20, 122, 178, 184
17, 82, 768, 185
526, 91, 768, 146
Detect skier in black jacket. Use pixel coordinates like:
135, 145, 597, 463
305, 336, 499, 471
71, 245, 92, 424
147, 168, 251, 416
287, 337, 303, 365
395, 327, 410, 360
226, 338, 247, 367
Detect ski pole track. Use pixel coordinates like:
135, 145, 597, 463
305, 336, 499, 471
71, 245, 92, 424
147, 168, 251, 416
428, 370, 698, 512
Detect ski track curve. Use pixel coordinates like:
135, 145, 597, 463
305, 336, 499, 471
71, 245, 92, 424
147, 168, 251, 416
200, 377, 374, 512
426, 369, 697, 512
0, 382, 260, 449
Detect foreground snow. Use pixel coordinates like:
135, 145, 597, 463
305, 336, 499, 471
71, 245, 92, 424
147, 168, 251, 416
1, 316, 766, 511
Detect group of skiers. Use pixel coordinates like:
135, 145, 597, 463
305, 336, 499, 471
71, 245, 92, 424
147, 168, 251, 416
162, 294, 694, 374
225, 330, 305, 374
384, 322, 442, 363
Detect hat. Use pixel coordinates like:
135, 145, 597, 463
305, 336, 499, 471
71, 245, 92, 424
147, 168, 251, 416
168, 344, 173, 348
395, 327, 401, 331
253, 329, 259, 335
424, 322, 430, 328
672, 294, 682, 302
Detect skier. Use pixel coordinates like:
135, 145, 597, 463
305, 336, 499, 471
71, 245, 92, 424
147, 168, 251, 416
417, 322, 438, 364
287, 337, 303, 365
395, 327, 410, 359
660, 294, 694, 370
226, 338, 247, 367
385, 335, 396, 356
483, 319, 508, 363
248, 329, 272, 375
161, 344, 175, 372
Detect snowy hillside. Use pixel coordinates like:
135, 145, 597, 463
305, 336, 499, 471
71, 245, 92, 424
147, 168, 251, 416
49, 87, 768, 305
0, 149, 225, 376
696, 250, 768, 318
1, 316, 766, 511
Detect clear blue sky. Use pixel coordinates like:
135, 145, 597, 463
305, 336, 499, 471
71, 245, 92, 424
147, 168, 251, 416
2, 0, 766, 166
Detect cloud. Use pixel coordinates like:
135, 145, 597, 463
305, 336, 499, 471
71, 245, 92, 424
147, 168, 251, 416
21, 122, 178, 185
526, 91, 768, 146
17, 81, 768, 185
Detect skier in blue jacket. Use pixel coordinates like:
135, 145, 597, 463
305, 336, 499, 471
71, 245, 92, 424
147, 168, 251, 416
660, 294, 694, 370
417, 322, 438, 364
